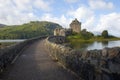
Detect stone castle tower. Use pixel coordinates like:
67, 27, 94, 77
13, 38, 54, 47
54, 18, 81, 36
70, 18, 81, 33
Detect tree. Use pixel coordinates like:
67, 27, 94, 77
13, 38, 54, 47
102, 30, 108, 38
80, 29, 94, 40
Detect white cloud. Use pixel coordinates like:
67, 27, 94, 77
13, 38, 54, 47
94, 13, 120, 37
0, 9, 38, 25
40, 13, 72, 28
68, 6, 94, 20
64, 0, 78, 3
68, 6, 95, 30
0, 0, 52, 25
82, 16, 95, 30
89, 0, 114, 10
12, 0, 32, 11
34, 0, 52, 11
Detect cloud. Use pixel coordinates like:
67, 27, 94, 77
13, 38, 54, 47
0, 10, 38, 25
68, 6, 95, 30
40, 13, 72, 28
89, 0, 114, 10
34, 0, 52, 11
64, 0, 78, 3
68, 6, 94, 20
82, 16, 95, 30
12, 0, 32, 11
0, 0, 52, 25
94, 13, 120, 37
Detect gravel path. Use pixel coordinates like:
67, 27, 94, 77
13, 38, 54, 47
0, 40, 78, 80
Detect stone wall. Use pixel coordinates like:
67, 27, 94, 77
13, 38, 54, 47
54, 28, 72, 36
45, 36, 120, 80
0, 36, 47, 73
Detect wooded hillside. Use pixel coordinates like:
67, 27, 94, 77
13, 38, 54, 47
0, 21, 62, 39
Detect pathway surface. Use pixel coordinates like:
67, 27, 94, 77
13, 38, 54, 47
0, 40, 78, 80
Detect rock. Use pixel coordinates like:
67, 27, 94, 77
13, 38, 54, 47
102, 47, 109, 57
108, 61, 120, 73
108, 47, 120, 58
82, 50, 90, 59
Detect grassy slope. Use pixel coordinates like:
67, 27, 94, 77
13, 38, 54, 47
0, 21, 62, 39
0, 42, 16, 48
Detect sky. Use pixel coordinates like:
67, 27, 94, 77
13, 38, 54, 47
0, 0, 120, 36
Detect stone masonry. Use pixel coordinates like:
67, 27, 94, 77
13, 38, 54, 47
46, 36, 120, 80
54, 28, 66, 36
54, 18, 81, 36
54, 28, 72, 36
70, 18, 81, 33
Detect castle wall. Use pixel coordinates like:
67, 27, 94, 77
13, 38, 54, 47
54, 28, 67, 36
54, 19, 81, 36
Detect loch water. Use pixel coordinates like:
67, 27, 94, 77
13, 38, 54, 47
0, 39, 25, 43
73, 40, 120, 50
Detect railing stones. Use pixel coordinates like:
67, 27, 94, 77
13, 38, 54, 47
46, 36, 120, 80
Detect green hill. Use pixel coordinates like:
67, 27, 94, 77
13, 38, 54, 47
0, 21, 62, 39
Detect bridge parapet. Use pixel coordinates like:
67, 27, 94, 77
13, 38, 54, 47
47, 36, 66, 44
45, 36, 120, 80
0, 36, 47, 73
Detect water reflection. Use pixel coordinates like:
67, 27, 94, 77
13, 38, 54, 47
0, 39, 25, 42
72, 40, 120, 50
101, 41, 108, 46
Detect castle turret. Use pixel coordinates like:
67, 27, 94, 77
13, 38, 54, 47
70, 18, 81, 33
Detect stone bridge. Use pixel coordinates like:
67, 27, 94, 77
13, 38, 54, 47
0, 36, 77, 80
0, 36, 120, 80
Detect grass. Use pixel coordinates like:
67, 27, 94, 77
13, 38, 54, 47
0, 42, 16, 48
67, 35, 120, 43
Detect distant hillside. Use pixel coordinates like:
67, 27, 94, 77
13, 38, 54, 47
0, 24, 6, 28
0, 21, 62, 39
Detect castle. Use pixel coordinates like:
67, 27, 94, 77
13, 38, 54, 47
54, 18, 81, 36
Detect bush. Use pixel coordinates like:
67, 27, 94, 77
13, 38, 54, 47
80, 30, 94, 40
